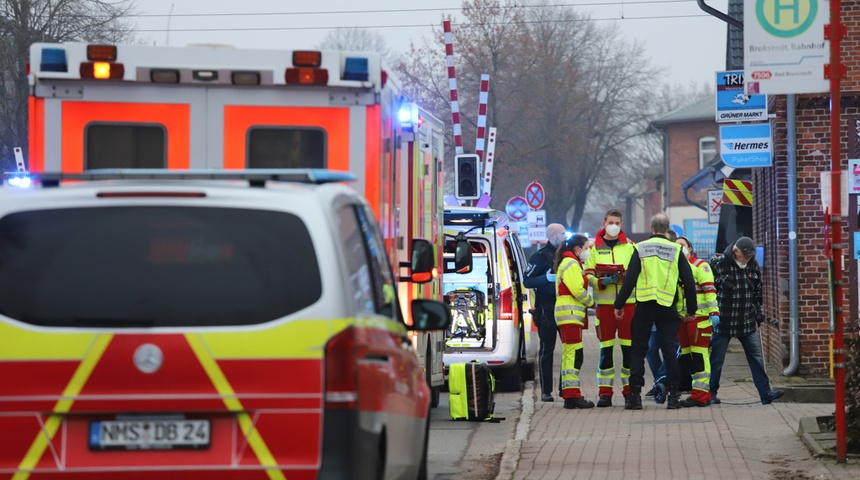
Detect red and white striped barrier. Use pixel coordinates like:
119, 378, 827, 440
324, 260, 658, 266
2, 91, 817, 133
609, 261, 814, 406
443, 20, 463, 155
475, 74, 490, 161
482, 127, 497, 197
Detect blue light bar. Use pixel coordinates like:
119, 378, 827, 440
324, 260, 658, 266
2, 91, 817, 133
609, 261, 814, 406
342, 57, 369, 81
40, 48, 68, 73
5, 174, 32, 188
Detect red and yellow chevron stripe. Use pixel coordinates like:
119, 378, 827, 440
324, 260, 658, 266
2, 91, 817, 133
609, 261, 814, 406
722, 179, 753, 206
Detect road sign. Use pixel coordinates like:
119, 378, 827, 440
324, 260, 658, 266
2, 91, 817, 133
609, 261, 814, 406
708, 190, 723, 224
528, 226, 547, 243
670, 224, 684, 237
719, 123, 772, 168
744, 0, 829, 95
506, 196, 529, 221
715, 71, 767, 123
527, 210, 546, 226
525, 181, 545, 210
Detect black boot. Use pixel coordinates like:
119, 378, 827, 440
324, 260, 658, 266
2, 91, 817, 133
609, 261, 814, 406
563, 397, 595, 409
666, 388, 681, 410
596, 395, 612, 407
624, 388, 642, 410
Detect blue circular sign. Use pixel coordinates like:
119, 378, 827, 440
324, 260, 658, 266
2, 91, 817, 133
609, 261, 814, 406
506, 196, 529, 221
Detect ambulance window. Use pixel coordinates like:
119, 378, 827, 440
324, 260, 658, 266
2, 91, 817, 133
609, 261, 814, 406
85, 124, 166, 169
0, 207, 322, 327
247, 127, 326, 169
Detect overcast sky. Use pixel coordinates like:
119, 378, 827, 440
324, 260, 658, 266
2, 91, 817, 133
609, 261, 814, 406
131, 0, 730, 88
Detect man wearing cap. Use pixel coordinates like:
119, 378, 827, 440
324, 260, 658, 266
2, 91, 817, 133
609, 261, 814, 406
708, 236, 784, 405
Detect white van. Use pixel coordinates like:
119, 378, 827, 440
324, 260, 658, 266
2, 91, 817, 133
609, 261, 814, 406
441, 207, 538, 391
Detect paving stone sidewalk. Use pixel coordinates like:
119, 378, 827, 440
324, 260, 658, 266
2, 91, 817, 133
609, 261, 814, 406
502, 327, 859, 480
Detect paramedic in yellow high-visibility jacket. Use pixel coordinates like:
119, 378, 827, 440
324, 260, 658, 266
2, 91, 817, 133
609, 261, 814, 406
583, 208, 636, 407
675, 236, 718, 407
554, 234, 596, 410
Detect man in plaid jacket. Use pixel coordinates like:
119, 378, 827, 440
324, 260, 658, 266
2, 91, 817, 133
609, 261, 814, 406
708, 237, 783, 405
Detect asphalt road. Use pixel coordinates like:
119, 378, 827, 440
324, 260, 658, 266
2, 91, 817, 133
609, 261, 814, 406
427, 387, 524, 480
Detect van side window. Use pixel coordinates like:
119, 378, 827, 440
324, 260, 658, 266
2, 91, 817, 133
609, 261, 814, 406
355, 206, 399, 321
85, 124, 166, 169
247, 127, 326, 168
336, 206, 376, 315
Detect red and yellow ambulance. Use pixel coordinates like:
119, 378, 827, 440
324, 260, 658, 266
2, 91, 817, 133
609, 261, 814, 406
25, 42, 448, 402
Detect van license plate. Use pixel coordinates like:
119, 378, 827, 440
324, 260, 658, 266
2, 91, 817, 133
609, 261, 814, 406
89, 419, 210, 450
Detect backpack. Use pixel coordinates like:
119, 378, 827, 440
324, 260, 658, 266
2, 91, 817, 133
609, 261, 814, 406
448, 361, 500, 422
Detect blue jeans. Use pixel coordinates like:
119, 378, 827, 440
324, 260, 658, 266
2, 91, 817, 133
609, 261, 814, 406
646, 328, 666, 381
709, 330, 772, 401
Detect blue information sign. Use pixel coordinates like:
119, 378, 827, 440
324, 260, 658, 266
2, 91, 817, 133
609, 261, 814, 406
719, 123, 772, 168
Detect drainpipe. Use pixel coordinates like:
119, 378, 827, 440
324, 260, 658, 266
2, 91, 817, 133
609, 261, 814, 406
662, 131, 670, 213
783, 94, 800, 376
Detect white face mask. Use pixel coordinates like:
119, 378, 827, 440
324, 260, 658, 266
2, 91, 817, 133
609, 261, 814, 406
605, 224, 621, 237
682, 247, 690, 257
578, 248, 591, 263
549, 234, 562, 247
735, 259, 747, 269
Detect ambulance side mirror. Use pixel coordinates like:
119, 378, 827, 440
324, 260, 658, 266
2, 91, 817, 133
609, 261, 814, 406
454, 234, 473, 274
407, 238, 436, 284
407, 299, 451, 331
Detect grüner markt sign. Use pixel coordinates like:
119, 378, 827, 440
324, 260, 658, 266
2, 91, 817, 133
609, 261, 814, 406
744, 0, 829, 95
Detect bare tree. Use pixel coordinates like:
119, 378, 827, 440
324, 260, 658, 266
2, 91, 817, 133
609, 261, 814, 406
399, 0, 664, 231
0, 0, 136, 170
316, 27, 400, 66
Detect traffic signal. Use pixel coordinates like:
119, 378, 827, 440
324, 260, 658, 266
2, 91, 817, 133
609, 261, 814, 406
455, 154, 481, 200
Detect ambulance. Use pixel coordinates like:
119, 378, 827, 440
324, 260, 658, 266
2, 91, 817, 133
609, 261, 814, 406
442, 207, 538, 392
26, 42, 447, 403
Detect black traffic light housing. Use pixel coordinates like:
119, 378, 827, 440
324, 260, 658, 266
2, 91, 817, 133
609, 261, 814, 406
454, 154, 481, 200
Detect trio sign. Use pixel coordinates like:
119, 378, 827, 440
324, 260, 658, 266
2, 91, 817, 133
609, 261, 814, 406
716, 71, 767, 123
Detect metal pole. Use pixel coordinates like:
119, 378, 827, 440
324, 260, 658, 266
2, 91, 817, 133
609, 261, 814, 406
783, 95, 800, 376
827, 0, 847, 463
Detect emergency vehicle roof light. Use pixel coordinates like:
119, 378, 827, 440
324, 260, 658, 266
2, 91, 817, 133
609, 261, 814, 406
398, 102, 417, 133
342, 57, 369, 81
151, 69, 180, 83
232, 71, 261, 85
80, 62, 124, 80
4, 173, 31, 189
40, 48, 68, 72
87, 45, 117, 62
285, 68, 328, 85
193, 70, 218, 81
293, 51, 322, 67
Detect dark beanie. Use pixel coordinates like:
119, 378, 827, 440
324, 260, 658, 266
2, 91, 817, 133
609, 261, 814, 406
735, 236, 756, 257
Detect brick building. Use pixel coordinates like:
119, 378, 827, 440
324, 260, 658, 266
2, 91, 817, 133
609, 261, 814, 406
647, 96, 721, 256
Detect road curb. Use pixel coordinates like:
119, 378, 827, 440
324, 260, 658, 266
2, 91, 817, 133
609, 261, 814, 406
495, 381, 534, 480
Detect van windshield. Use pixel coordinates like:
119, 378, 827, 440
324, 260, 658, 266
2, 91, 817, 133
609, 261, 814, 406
0, 207, 322, 328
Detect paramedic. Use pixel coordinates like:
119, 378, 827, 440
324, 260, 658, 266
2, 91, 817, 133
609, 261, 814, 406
583, 208, 636, 407
554, 234, 596, 409
524, 223, 567, 402
613, 214, 697, 410
675, 236, 717, 407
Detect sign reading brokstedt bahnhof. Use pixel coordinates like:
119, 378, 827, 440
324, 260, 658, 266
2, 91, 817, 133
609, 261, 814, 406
744, 0, 829, 95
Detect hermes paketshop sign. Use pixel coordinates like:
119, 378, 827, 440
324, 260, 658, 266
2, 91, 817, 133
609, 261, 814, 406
744, 0, 829, 95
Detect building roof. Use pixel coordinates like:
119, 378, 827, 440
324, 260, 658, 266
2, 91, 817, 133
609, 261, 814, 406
647, 95, 714, 132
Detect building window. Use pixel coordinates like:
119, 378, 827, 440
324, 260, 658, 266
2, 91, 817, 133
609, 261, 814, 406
699, 136, 716, 169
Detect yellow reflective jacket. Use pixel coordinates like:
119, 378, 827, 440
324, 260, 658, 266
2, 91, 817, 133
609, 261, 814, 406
635, 237, 681, 307
676, 256, 719, 317
583, 229, 636, 305
555, 253, 594, 327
